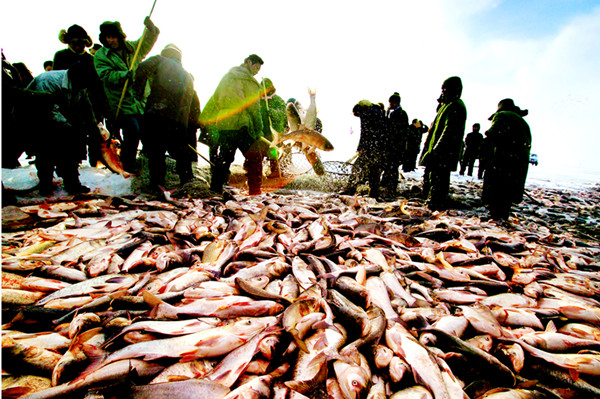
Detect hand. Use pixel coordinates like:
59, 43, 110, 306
144, 17, 156, 30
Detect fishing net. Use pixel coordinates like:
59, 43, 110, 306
321, 161, 354, 182
264, 143, 314, 177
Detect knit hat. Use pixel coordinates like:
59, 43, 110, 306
489, 98, 528, 120
99, 21, 126, 47
261, 78, 275, 95
442, 76, 463, 98
161, 43, 182, 62
58, 24, 93, 47
389, 92, 401, 103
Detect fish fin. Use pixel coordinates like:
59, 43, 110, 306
70, 327, 103, 352
289, 328, 310, 353
142, 290, 166, 307
569, 369, 580, 381
545, 320, 557, 332
180, 350, 201, 363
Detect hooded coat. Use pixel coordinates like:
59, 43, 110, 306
482, 108, 531, 205
93, 22, 159, 117
200, 65, 265, 149
419, 97, 467, 171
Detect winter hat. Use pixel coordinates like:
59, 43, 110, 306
442, 76, 463, 98
389, 92, 401, 103
99, 21, 126, 47
489, 98, 528, 120
261, 78, 275, 95
161, 43, 182, 62
58, 24, 93, 47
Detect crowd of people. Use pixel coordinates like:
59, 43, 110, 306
343, 76, 532, 220
2, 18, 531, 220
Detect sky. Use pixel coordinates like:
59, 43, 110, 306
2, 0, 600, 176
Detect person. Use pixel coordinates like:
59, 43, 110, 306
94, 17, 160, 173
419, 76, 467, 210
53, 24, 94, 70
341, 100, 387, 198
134, 44, 200, 190
54, 24, 108, 166
26, 63, 103, 194
482, 99, 532, 220
12, 62, 34, 87
200, 54, 268, 196
260, 78, 287, 178
2, 52, 54, 169
44, 61, 54, 71
381, 91, 409, 197
459, 123, 484, 176
404, 119, 428, 172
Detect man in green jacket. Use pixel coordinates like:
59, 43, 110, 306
200, 54, 268, 196
419, 76, 467, 210
482, 99, 531, 220
94, 17, 159, 173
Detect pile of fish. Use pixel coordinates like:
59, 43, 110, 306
2, 188, 600, 399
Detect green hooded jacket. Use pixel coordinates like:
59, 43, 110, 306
93, 25, 159, 117
200, 65, 264, 146
419, 98, 467, 171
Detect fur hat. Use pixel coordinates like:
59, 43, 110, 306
161, 43, 182, 62
59, 24, 93, 47
99, 21, 126, 47
489, 98, 528, 120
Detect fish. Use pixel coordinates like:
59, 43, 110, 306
205, 328, 278, 387
2, 335, 62, 375
100, 138, 134, 177
26, 359, 165, 399
278, 130, 334, 151
333, 352, 372, 399
85, 316, 278, 370
145, 291, 284, 319
304, 88, 317, 130
35, 274, 142, 306
127, 379, 231, 399
386, 323, 452, 399
149, 359, 215, 383
286, 102, 302, 133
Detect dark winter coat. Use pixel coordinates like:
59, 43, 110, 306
53, 49, 94, 71
419, 98, 467, 171
134, 55, 199, 129
482, 110, 531, 204
354, 101, 387, 158
387, 105, 409, 153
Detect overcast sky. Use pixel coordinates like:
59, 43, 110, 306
2, 0, 600, 175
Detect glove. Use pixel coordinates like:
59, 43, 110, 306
144, 17, 158, 32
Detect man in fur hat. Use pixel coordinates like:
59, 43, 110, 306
53, 24, 93, 71
419, 76, 467, 210
134, 44, 200, 190
53, 24, 107, 166
94, 17, 160, 173
481, 99, 532, 220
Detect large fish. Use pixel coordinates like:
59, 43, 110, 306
278, 130, 334, 151
100, 138, 134, 177
304, 88, 317, 130
88, 316, 278, 367
145, 291, 284, 319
